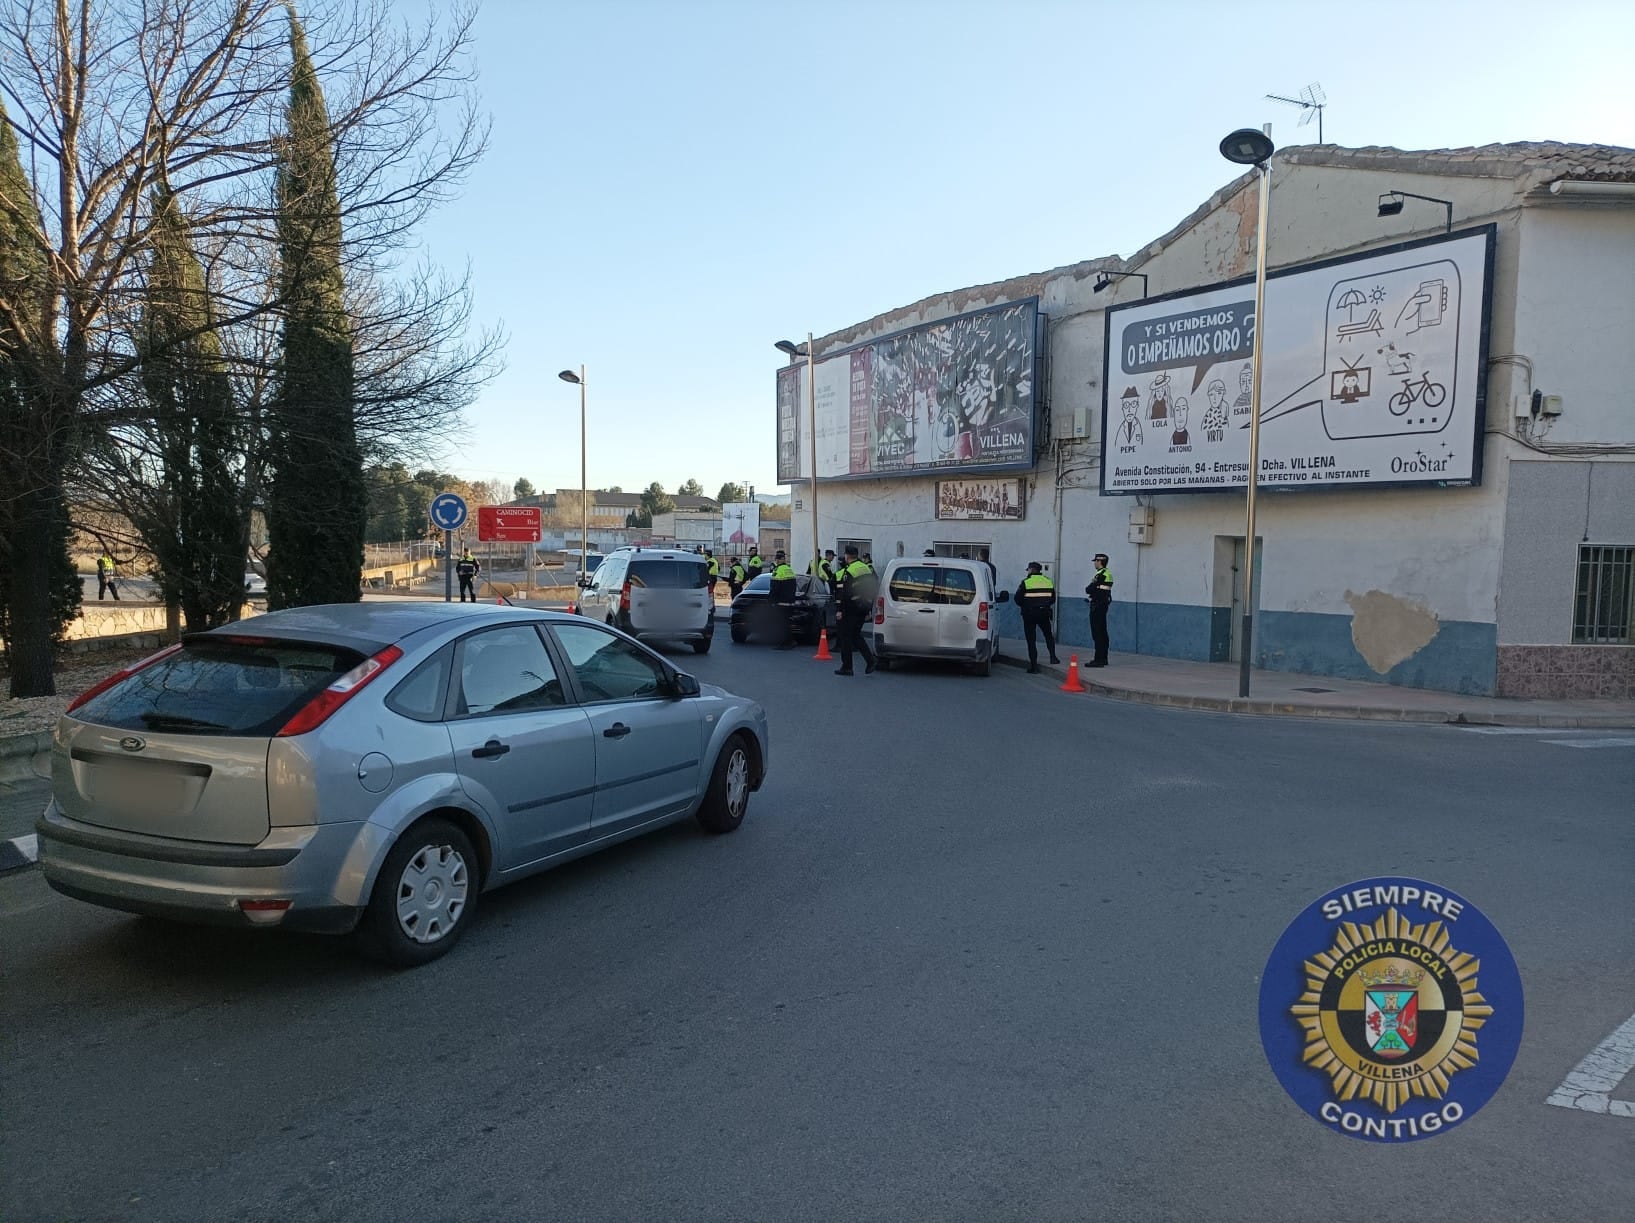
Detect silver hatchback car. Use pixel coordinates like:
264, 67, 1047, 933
37, 604, 769, 965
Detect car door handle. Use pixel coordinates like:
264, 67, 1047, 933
917, 608, 936, 614
603, 722, 632, 739
471, 739, 510, 759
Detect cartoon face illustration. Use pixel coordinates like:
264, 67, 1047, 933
1342, 372, 1360, 395
1207, 379, 1227, 411
1239, 365, 1253, 394
1174, 400, 1190, 432
1121, 390, 1140, 421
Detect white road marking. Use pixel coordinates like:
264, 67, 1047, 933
1546, 1013, 1635, 1118
1539, 737, 1635, 749
1459, 727, 1602, 736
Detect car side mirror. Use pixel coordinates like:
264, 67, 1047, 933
995, 589, 1010, 603
577, 576, 592, 588
671, 672, 701, 698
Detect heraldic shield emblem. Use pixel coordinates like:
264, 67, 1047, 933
1259, 877, 1525, 1143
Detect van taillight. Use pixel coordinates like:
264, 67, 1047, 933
276, 644, 403, 737
65, 643, 183, 713
978, 601, 989, 631
620, 580, 632, 613
875, 597, 885, 625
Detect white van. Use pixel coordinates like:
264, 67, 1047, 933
872, 557, 1009, 676
576, 547, 715, 653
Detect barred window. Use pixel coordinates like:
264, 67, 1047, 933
1573, 545, 1634, 644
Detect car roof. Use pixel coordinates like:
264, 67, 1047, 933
611, 548, 707, 560
886, 556, 984, 569
196, 602, 580, 653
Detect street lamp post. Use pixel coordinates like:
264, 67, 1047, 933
557, 367, 588, 589
775, 335, 820, 574
1220, 124, 1275, 699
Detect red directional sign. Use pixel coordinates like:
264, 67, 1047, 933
477, 505, 542, 542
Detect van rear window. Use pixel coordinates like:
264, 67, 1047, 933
888, 566, 976, 606
628, 560, 709, 589
71, 639, 364, 736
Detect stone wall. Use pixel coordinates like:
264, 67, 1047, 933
1496, 645, 1635, 700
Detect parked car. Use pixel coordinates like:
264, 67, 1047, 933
729, 574, 831, 645
36, 603, 769, 965
574, 547, 714, 654
873, 557, 1009, 676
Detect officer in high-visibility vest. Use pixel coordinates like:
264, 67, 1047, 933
1014, 561, 1059, 673
706, 550, 720, 599
746, 551, 764, 581
456, 548, 480, 602
834, 546, 877, 676
1086, 551, 1114, 667
769, 551, 799, 649
96, 552, 120, 601
728, 557, 747, 600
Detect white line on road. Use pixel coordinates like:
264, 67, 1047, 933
1546, 1013, 1635, 1118
1539, 737, 1635, 749
1459, 727, 1603, 736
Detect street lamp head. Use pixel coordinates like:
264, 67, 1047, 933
774, 339, 802, 356
1377, 193, 1406, 217
1093, 273, 1112, 293
1220, 128, 1275, 167
557, 370, 581, 384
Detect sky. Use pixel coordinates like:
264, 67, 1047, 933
408, 0, 1635, 500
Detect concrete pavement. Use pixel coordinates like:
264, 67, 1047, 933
997, 637, 1635, 728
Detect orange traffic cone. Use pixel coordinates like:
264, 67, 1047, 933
1060, 654, 1086, 693
813, 629, 833, 661
495, 596, 503, 604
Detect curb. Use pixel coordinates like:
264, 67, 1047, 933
993, 654, 1635, 729
0, 833, 38, 874
0, 730, 51, 784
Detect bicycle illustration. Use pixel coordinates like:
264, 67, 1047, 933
1388, 370, 1447, 416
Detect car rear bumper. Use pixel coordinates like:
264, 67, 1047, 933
36, 801, 371, 934
875, 638, 993, 662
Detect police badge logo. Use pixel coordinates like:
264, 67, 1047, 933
1259, 877, 1524, 1143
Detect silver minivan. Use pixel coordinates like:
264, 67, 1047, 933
872, 557, 1009, 676
36, 604, 768, 965
576, 547, 714, 654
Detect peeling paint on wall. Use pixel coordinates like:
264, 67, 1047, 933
1345, 589, 1441, 673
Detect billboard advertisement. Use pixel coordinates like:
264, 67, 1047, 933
776, 298, 1042, 483
1100, 227, 1494, 495
936, 478, 1026, 521
722, 502, 761, 552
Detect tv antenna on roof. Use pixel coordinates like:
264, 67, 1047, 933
1266, 82, 1326, 143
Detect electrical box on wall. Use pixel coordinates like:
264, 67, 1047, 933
1071, 404, 1092, 439
1128, 521, 1154, 545
1128, 504, 1154, 527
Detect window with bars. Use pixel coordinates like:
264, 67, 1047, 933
1573, 545, 1634, 644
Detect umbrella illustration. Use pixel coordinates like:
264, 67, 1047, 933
1336, 288, 1367, 322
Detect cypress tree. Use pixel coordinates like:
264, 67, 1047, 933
0, 99, 81, 677
265, 8, 366, 608
135, 185, 247, 631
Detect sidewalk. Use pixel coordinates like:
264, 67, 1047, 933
996, 638, 1635, 728
0, 776, 47, 872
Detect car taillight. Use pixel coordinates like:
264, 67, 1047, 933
978, 601, 989, 631
276, 644, 403, 737
620, 581, 632, 613
874, 597, 885, 625
65, 643, 183, 713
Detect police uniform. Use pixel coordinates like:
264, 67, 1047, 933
770, 556, 798, 648
1086, 558, 1114, 666
746, 553, 764, 581
456, 551, 480, 602
834, 555, 877, 675
707, 554, 720, 598
1014, 565, 1059, 672
96, 553, 120, 601
729, 561, 746, 600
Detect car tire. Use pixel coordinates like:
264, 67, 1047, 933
692, 636, 712, 654
696, 734, 752, 835
875, 656, 893, 671
730, 625, 747, 643
355, 818, 479, 967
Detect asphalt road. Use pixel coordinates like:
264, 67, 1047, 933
2, 640, 1631, 1222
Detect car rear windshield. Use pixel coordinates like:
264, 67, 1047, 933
628, 559, 709, 589
72, 637, 366, 736
889, 565, 976, 606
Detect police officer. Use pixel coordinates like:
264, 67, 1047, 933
746, 550, 764, 581
96, 551, 120, 601
456, 547, 480, 602
833, 546, 877, 676
706, 549, 720, 600
769, 551, 799, 649
1086, 551, 1114, 667
728, 556, 746, 600
1015, 561, 1059, 673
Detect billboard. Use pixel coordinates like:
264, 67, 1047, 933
936, 478, 1026, 521
722, 502, 761, 551
776, 298, 1042, 483
1100, 227, 1494, 495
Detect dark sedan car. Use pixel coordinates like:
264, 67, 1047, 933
729, 574, 832, 645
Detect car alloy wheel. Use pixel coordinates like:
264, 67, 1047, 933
395, 842, 470, 944
725, 746, 750, 818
